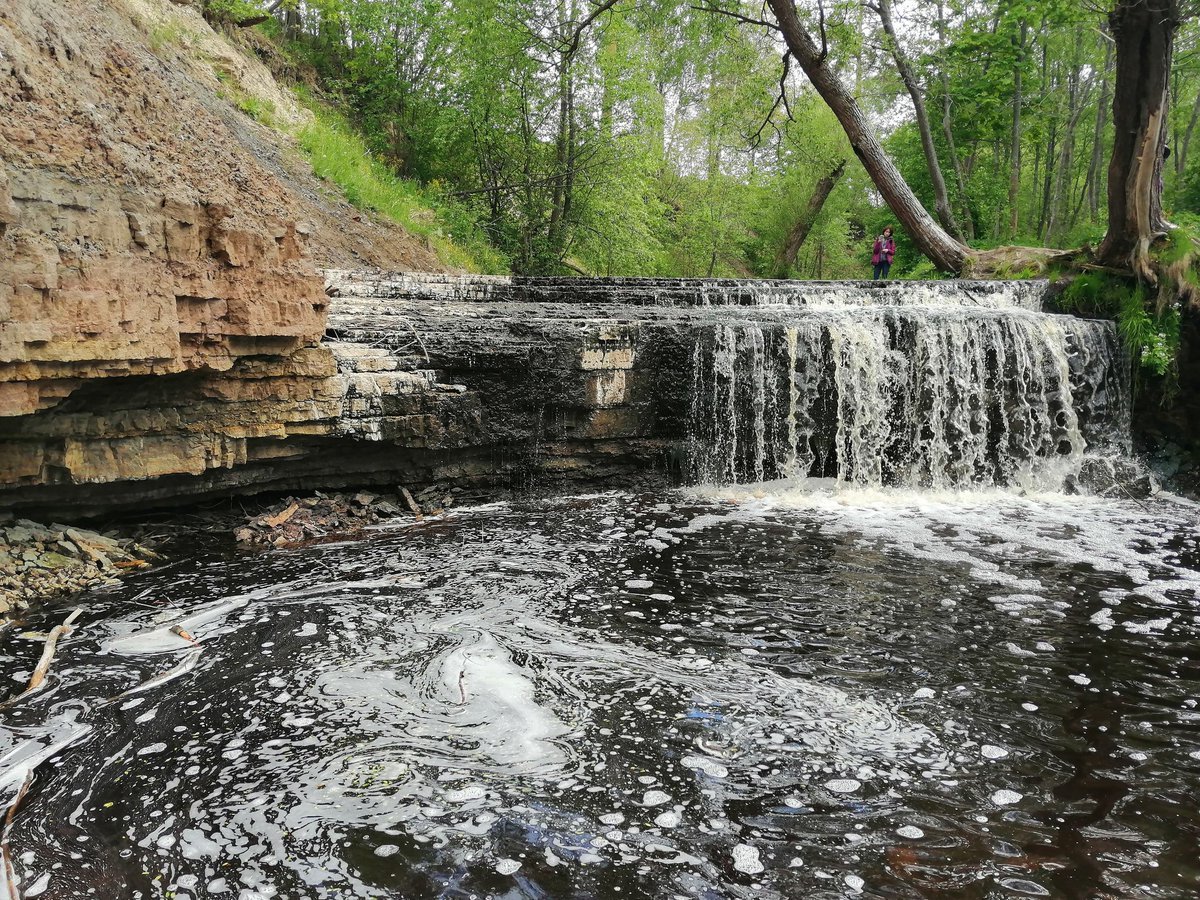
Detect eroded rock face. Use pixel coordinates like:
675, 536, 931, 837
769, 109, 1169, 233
1, 166, 328, 418
0, 270, 1136, 516
0, 0, 439, 514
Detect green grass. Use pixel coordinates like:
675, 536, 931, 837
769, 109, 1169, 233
292, 95, 506, 273
1059, 273, 1179, 379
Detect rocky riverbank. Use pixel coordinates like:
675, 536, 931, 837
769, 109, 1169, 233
233, 487, 458, 548
0, 519, 159, 620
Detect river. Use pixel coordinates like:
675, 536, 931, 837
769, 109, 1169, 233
2, 483, 1199, 899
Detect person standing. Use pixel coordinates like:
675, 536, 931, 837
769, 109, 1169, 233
871, 226, 896, 280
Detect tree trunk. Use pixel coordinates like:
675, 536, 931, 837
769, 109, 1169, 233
765, 0, 968, 273
935, 0, 973, 239
1008, 19, 1028, 238
1082, 41, 1113, 221
1180, 87, 1200, 177
876, 0, 963, 241
772, 160, 846, 278
1097, 0, 1180, 278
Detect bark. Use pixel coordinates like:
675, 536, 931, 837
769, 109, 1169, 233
1180, 87, 1200, 177
765, 0, 969, 273
875, 0, 963, 241
772, 159, 846, 278
1081, 42, 1113, 222
935, 0, 974, 239
1009, 19, 1028, 238
1097, 0, 1180, 278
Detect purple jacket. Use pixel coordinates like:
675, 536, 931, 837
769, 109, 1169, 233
872, 236, 896, 265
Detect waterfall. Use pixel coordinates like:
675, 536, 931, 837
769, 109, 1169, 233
687, 306, 1128, 492
322, 270, 1131, 494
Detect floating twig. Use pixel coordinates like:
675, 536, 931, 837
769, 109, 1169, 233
23, 609, 83, 695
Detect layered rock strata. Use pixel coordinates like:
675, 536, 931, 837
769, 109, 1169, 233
1, 270, 1113, 516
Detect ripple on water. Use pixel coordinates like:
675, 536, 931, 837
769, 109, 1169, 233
1, 488, 1198, 898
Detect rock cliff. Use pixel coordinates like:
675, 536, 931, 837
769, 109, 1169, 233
0, 0, 443, 512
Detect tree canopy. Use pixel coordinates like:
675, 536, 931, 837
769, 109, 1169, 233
226, 0, 1200, 279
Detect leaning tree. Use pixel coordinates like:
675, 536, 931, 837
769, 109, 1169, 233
762, 0, 1186, 280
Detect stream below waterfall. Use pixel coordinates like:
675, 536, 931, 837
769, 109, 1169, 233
2, 485, 1199, 899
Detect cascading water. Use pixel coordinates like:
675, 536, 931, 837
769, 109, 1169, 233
686, 290, 1129, 491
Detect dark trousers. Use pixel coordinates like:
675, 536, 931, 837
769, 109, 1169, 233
873, 261, 891, 280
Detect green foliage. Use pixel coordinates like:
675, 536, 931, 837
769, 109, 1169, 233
294, 96, 506, 273
148, 20, 188, 51
203, 0, 266, 26
1059, 275, 1181, 378
230, 0, 1197, 278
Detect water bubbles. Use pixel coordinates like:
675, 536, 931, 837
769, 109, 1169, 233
1069, 674, 1092, 686
137, 743, 167, 756
896, 825, 925, 839
625, 580, 654, 589
680, 756, 728, 779
913, 687, 936, 699
732, 844, 763, 875
495, 858, 522, 875
654, 810, 681, 828
599, 812, 624, 826
373, 844, 399, 858
981, 745, 1009, 760
991, 789, 1023, 805
642, 790, 671, 806
845, 874, 865, 893
296, 623, 319, 637
824, 779, 861, 794
443, 784, 485, 803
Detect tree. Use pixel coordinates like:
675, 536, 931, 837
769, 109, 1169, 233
871, 0, 964, 241
1096, 0, 1181, 279
764, 0, 969, 272
772, 159, 845, 277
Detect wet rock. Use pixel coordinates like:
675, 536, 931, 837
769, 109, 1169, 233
0, 521, 158, 621
235, 488, 434, 549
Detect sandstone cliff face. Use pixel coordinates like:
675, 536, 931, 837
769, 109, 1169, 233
0, 0, 443, 508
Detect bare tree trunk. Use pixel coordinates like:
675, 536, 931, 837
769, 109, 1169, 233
1180, 87, 1200, 177
1097, 0, 1180, 278
1037, 119, 1057, 239
1047, 49, 1091, 242
875, 0, 963, 241
1082, 41, 1113, 221
765, 0, 968, 273
1009, 19, 1028, 238
772, 160, 846, 278
935, 0, 974, 239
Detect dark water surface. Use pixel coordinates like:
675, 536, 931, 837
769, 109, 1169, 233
2, 486, 1200, 900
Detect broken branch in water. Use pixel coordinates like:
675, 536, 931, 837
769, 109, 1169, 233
24, 608, 83, 695
1, 769, 34, 900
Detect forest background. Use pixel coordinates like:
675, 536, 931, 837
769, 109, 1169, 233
204, 0, 1200, 283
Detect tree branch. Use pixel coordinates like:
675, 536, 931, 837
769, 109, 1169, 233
689, 3, 780, 31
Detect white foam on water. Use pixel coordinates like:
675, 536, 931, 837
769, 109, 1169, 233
732, 843, 763, 874
825, 779, 861, 794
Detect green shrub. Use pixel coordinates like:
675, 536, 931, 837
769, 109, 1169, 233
294, 96, 506, 273
1059, 274, 1180, 378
